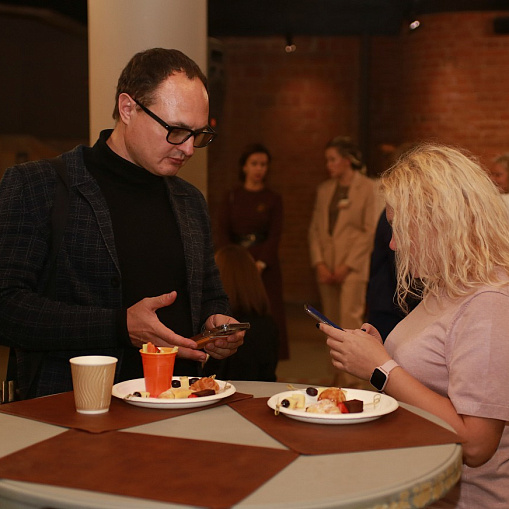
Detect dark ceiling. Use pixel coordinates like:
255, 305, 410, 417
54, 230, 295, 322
2, 0, 509, 36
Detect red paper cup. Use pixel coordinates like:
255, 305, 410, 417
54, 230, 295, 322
140, 347, 177, 397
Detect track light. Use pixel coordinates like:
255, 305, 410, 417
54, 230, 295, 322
285, 34, 296, 53
409, 19, 421, 31
407, 0, 421, 32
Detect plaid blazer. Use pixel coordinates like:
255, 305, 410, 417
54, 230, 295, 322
0, 145, 229, 397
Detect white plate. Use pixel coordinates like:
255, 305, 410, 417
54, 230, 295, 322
267, 388, 398, 425
112, 377, 236, 409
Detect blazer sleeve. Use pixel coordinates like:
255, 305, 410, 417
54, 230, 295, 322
0, 162, 120, 351
308, 181, 329, 268
343, 176, 376, 273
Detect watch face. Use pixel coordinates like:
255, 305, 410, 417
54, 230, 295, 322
370, 368, 387, 391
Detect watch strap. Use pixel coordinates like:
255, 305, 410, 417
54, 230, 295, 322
370, 360, 399, 391
379, 359, 399, 375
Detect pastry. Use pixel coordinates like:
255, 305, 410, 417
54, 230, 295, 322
317, 387, 346, 405
190, 376, 219, 393
306, 399, 341, 414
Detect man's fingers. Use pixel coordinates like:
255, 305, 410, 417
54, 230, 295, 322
147, 291, 177, 311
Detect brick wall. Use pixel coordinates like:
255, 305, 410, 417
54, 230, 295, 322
208, 36, 362, 304
208, 11, 509, 304
370, 11, 509, 168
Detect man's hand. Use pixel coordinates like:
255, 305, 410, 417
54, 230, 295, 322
127, 291, 207, 362
195, 314, 245, 359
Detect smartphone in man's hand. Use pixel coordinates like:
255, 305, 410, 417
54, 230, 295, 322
192, 323, 250, 348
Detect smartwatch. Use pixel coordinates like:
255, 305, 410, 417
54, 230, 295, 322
370, 360, 399, 392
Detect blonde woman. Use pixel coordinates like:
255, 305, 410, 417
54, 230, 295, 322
322, 144, 509, 508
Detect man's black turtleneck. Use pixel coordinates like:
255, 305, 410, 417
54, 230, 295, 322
83, 130, 195, 378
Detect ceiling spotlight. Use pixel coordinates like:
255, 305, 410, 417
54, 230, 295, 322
409, 19, 421, 31
285, 34, 296, 53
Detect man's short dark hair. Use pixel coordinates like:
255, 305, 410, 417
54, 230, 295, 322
112, 48, 208, 120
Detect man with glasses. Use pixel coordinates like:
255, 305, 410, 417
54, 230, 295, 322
0, 48, 244, 399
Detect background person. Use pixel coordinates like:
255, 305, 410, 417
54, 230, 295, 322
489, 153, 509, 193
323, 144, 509, 508
489, 153, 509, 213
308, 136, 376, 329
366, 209, 420, 342
0, 48, 243, 399
204, 244, 278, 381
308, 136, 375, 387
216, 143, 288, 359
366, 143, 421, 341
365, 210, 406, 341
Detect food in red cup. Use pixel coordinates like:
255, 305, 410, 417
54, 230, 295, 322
139, 342, 178, 397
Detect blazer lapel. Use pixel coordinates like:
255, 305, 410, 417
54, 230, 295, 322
322, 179, 338, 235
332, 172, 360, 235
165, 178, 201, 333
72, 162, 120, 274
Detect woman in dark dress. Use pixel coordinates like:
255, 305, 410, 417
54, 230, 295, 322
204, 244, 279, 381
216, 144, 288, 359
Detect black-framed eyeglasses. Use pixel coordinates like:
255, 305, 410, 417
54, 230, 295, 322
132, 98, 217, 148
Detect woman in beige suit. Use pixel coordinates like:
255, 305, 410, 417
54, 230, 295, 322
308, 136, 376, 332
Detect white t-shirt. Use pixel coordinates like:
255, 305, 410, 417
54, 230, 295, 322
385, 285, 509, 508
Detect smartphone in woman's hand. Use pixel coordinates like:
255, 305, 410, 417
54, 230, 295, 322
303, 304, 344, 330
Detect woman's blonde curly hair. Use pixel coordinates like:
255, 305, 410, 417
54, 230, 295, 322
380, 143, 509, 310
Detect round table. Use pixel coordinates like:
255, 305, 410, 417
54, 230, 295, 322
0, 381, 461, 509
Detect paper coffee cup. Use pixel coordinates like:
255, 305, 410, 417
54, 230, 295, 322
140, 347, 178, 397
70, 356, 118, 414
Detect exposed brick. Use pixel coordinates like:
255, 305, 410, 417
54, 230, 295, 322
209, 11, 509, 304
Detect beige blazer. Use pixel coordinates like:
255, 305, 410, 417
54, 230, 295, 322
308, 171, 376, 281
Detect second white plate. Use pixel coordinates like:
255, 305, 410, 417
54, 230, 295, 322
267, 388, 398, 425
112, 377, 236, 409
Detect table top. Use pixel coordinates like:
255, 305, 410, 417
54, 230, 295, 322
0, 381, 462, 509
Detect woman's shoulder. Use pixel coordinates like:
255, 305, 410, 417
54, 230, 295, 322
239, 186, 282, 206
262, 187, 283, 205
352, 171, 375, 189
316, 178, 336, 192
220, 185, 243, 204
445, 281, 509, 318
263, 186, 281, 197
469, 281, 509, 300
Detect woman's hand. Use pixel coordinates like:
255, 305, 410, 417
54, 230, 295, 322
255, 260, 267, 273
316, 262, 335, 284
323, 322, 505, 467
321, 322, 390, 380
333, 264, 352, 284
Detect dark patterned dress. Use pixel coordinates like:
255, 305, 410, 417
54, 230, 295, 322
217, 185, 288, 359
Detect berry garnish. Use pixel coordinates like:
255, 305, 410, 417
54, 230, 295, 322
306, 387, 318, 397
